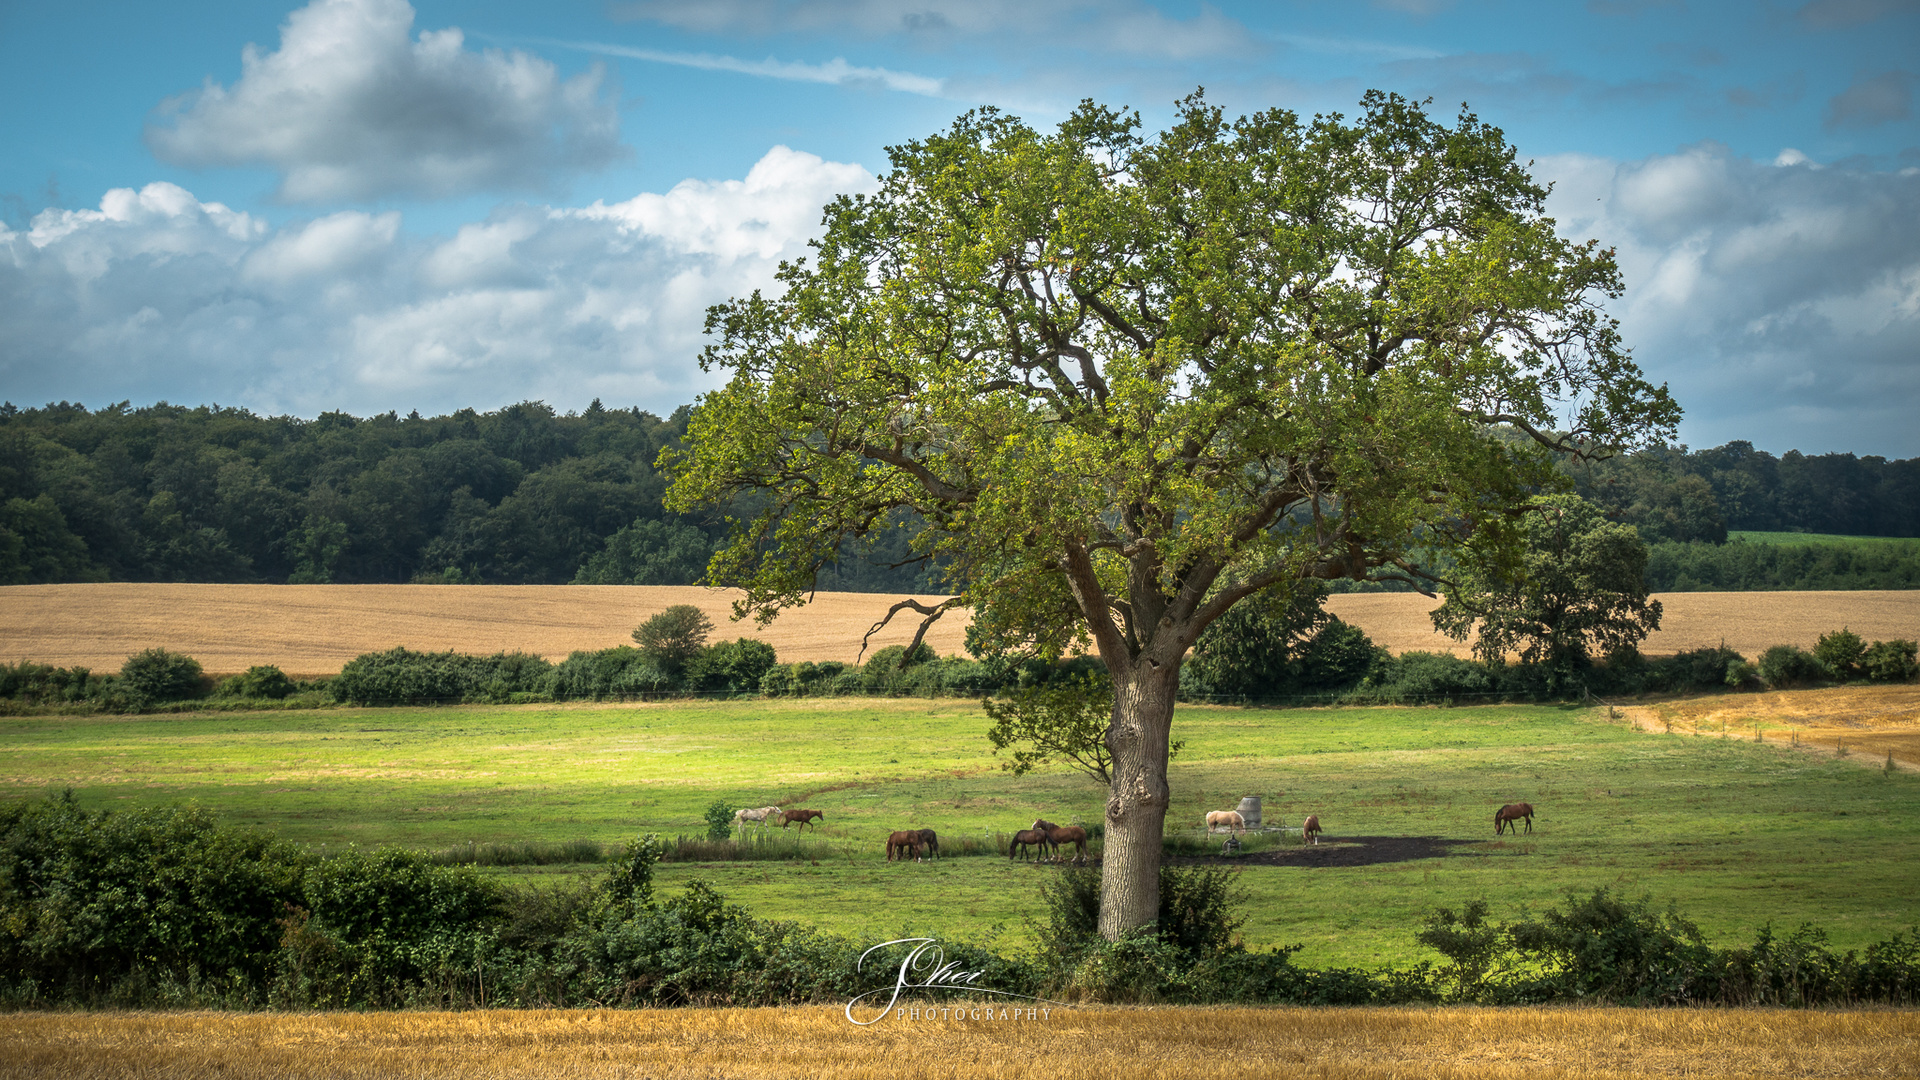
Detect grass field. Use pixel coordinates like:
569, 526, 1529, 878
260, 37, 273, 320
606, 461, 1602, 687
4, 691, 1917, 969
3, 1006, 1913, 1079
1731, 530, 1920, 547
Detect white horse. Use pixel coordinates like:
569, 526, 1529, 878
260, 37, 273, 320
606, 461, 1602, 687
1205, 810, 1245, 835
733, 805, 782, 831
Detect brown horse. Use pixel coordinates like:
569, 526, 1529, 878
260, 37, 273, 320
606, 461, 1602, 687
886, 830, 924, 861
1032, 820, 1089, 863
782, 808, 824, 831
1301, 814, 1322, 845
1029, 818, 1060, 858
1008, 828, 1048, 861
914, 828, 939, 859
1494, 803, 1534, 835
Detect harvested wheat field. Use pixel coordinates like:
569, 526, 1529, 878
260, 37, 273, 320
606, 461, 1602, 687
1, 584, 1915, 676
1327, 590, 1920, 661
1, 1006, 1912, 1080
0, 584, 968, 675
1624, 684, 1920, 769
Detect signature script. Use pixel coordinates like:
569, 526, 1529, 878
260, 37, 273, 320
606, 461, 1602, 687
844, 937, 1061, 1025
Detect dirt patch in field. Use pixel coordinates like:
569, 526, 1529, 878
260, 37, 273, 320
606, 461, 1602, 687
1165, 834, 1483, 869
1618, 684, 1920, 769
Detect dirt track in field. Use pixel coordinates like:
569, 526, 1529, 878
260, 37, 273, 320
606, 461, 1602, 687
0, 584, 1915, 675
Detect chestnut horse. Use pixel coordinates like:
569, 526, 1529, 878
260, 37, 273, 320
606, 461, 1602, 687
782, 808, 824, 831
886, 830, 924, 861
1030, 818, 1060, 858
1032, 819, 1088, 863
1008, 828, 1048, 861
1301, 814, 1322, 845
1494, 803, 1534, 835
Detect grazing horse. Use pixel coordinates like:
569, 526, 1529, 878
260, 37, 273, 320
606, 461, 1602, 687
1301, 814, 1322, 845
1032, 820, 1089, 863
886, 830, 925, 861
1008, 828, 1048, 861
914, 828, 939, 860
1030, 818, 1061, 858
733, 806, 781, 831
782, 808, 824, 831
1205, 810, 1245, 835
1494, 803, 1534, 835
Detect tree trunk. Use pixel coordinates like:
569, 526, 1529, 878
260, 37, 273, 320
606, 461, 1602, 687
1098, 660, 1179, 940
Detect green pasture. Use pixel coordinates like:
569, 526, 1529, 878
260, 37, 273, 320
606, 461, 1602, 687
1727, 530, 1920, 548
2, 697, 1915, 969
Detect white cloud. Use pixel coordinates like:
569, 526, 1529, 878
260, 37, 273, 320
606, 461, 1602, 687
0, 147, 876, 417
611, 0, 1258, 62
559, 40, 944, 96
145, 0, 624, 202
1541, 144, 1920, 455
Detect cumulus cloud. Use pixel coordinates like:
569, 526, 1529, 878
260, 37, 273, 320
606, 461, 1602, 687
0, 148, 875, 417
1541, 145, 1920, 455
145, 0, 624, 202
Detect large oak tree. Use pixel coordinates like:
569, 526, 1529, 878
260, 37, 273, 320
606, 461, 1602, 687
664, 92, 1680, 939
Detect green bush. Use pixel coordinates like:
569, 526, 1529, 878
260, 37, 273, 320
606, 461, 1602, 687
703, 801, 736, 842
1757, 645, 1832, 689
331, 648, 553, 705
120, 648, 207, 701
1813, 628, 1868, 680
216, 665, 297, 700
1862, 639, 1919, 683
687, 638, 779, 694
1363, 651, 1494, 701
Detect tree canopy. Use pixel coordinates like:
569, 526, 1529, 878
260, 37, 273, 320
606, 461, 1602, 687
1432, 493, 1663, 676
665, 91, 1684, 937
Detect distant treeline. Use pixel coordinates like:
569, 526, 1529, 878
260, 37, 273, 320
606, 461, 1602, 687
0, 400, 935, 591
1572, 441, 1920, 543
3, 399, 1916, 589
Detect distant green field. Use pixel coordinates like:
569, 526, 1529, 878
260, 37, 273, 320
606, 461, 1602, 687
1728, 530, 1920, 547
3, 697, 1915, 969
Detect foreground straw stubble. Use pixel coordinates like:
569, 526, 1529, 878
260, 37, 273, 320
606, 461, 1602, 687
2, 1007, 1914, 1080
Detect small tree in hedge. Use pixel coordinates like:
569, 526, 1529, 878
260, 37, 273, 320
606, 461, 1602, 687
1434, 494, 1662, 684
632, 605, 714, 675
120, 647, 206, 700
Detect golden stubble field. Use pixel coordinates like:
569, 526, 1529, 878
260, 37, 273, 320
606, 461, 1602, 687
2, 1006, 1914, 1080
1624, 684, 1920, 769
3, 584, 1916, 675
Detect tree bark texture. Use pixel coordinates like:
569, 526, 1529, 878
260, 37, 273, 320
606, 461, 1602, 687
1098, 660, 1178, 940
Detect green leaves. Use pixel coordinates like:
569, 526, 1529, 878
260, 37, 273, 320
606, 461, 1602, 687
1433, 493, 1663, 672
669, 91, 1678, 671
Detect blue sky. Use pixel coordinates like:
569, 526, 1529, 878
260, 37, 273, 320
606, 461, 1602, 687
3, 0, 1916, 455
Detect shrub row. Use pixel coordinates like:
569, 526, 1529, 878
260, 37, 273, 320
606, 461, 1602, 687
3, 795, 1915, 1010
4, 626, 1913, 714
